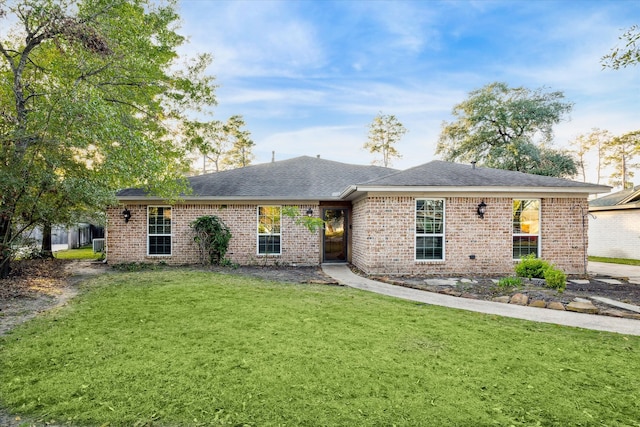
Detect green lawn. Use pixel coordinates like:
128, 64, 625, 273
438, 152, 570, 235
54, 246, 102, 260
1, 270, 639, 426
589, 256, 640, 266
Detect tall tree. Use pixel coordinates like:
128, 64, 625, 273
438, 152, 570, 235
603, 130, 640, 189
186, 120, 227, 174
186, 115, 254, 174
569, 128, 611, 183
364, 113, 407, 167
602, 25, 640, 69
0, 0, 216, 277
221, 115, 254, 169
436, 82, 576, 178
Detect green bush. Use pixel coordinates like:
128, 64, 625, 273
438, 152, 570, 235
544, 266, 567, 293
190, 216, 232, 265
514, 254, 550, 279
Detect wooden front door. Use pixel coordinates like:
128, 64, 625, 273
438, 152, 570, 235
323, 208, 347, 262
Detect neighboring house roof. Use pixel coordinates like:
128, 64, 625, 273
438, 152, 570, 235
341, 161, 611, 199
117, 156, 398, 201
117, 157, 612, 202
589, 185, 640, 212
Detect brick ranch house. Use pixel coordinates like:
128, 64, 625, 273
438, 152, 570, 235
106, 156, 610, 276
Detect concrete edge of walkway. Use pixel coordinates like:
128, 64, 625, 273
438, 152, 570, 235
321, 264, 640, 336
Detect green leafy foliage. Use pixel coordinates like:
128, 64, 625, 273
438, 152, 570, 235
602, 25, 640, 69
190, 215, 232, 265
282, 206, 325, 233
514, 254, 550, 279
497, 276, 523, 288
515, 254, 567, 293
544, 267, 567, 293
436, 82, 576, 178
364, 112, 407, 167
0, 0, 217, 277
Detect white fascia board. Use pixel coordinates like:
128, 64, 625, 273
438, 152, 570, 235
354, 185, 608, 194
116, 196, 326, 204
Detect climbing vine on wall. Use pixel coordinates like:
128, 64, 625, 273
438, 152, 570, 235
190, 215, 232, 265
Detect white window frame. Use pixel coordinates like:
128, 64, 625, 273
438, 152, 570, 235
415, 198, 445, 261
147, 206, 172, 256
512, 199, 541, 260
257, 205, 282, 256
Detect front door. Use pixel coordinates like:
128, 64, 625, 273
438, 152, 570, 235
323, 208, 347, 262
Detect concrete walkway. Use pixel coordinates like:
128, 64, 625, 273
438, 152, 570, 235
321, 264, 640, 336
588, 261, 640, 284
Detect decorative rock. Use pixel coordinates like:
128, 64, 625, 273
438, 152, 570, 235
492, 296, 511, 303
598, 278, 622, 285
439, 288, 462, 297
573, 297, 591, 303
566, 301, 598, 314
510, 293, 529, 305
547, 302, 566, 310
528, 300, 547, 308
569, 279, 590, 285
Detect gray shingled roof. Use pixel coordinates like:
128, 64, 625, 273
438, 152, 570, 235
118, 157, 611, 200
117, 156, 397, 199
590, 185, 640, 208
359, 160, 610, 189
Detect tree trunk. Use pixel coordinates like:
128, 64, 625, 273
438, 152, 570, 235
41, 221, 54, 259
0, 215, 12, 279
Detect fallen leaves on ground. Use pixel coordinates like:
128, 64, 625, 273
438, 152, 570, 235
0, 259, 71, 300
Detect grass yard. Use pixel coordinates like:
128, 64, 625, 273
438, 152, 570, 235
54, 246, 102, 260
589, 256, 640, 266
1, 270, 639, 426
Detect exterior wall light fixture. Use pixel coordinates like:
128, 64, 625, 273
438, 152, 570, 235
122, 208, 132, 223
306, 208, 314, 217
477, 201, 487, 219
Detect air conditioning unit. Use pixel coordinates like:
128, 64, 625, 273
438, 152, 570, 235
93, 238, 105, 253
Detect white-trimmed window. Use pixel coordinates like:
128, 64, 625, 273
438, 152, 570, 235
513, 199, 540, 259
148, 206, 171, 256
415, 199, 445, 260
257, 206, 281, 255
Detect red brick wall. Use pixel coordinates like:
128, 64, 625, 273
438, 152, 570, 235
352, 195, 588, 276
107, 196, 589, 275
106, 204, 320, 266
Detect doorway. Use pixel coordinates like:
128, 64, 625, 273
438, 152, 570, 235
323, 208, 347, 262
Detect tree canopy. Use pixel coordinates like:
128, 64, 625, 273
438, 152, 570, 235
186, 115, 254, 174
364, 113, 406, 168
0, 0, 216, 277
436, 82, 576, 178
602, 25, 640, 69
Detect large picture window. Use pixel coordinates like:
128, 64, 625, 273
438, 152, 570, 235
148, 206, 171, 255
415, 199, 445, 260
513, 199, 540, 259
258, 206, 281, 255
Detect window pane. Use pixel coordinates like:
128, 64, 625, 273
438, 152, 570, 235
416, 199, 444, 234
416, 236, 443, 260
258, 236, 281, 254
513, 236, 538, 259
148, 207, 171, 255
258, 206, 281, 234
513, 200, 539, 234
149, 235, 171, 255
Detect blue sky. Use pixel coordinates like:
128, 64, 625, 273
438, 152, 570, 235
176, 0, 639, 183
